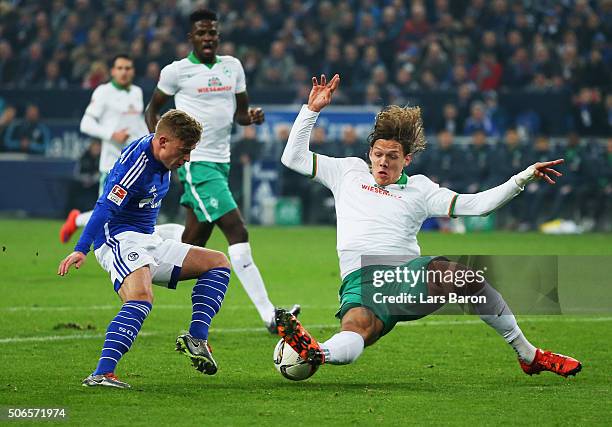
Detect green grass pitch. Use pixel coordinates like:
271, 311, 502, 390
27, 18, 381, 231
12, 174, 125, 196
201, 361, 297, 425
0, 219, 610, 426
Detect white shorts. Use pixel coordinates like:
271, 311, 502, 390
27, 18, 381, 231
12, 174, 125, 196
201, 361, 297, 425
94, 231, 192, 292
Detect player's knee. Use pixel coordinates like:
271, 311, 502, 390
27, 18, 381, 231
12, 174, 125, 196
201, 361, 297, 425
208, 250, 231, 270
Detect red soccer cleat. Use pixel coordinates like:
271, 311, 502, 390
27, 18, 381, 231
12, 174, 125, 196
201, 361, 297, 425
59, 209, 80, 243
275, 308, 325, 365
519, 348, 582, 377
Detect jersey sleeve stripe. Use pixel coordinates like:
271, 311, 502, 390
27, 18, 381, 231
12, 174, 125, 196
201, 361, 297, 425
122, 158, 148, 188
120, 141, 141, 164
119, 153, 148, 188
448, 194, 458, 218
119, 152, 146, 185
309, 153, 317, 179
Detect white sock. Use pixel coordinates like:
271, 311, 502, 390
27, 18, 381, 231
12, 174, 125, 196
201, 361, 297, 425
75, 210, 93, 227
154, 223, 185, 241
472, 283, 537, 363
228, 242, 275, 324
321, 331, 365, 365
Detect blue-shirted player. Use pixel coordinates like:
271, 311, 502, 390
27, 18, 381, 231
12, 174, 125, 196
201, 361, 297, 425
58, 110, 230, 389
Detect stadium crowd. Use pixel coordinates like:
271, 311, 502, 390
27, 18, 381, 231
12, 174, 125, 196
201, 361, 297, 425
0, 1, 610, 104
0, 0, 609, 229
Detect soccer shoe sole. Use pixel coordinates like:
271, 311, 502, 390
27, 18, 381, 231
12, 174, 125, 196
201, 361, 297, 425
524, 362, 582, 378
82, 376, 131, 389
267, 304, 302, 334
175, 336, 218, 375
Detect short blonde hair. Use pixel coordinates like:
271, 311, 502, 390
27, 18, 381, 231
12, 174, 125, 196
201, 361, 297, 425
156, 109, 202, 147
367, 105, 426, 156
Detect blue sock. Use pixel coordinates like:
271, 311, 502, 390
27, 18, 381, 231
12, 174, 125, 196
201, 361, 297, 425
93, 300, 152, 375
189, 267, 230, 340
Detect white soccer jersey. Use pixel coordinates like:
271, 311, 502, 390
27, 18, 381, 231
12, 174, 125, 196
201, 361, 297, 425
157, 53, 247, 163
80, 81, 149, 173
313, 155, 457, 279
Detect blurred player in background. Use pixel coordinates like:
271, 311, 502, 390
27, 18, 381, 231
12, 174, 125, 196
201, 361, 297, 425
58, 110, 230, 388
60, 54, 148, 241
145, 8, 298, 333
60, 54, 181, 244
277, 74, 582, 379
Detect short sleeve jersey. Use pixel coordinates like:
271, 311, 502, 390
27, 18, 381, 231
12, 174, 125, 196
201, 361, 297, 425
157, 53, 246, 163
312, 155, 458, 279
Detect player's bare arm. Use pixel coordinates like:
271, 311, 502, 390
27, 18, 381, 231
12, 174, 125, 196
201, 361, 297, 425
234, 92, 264, 125
144, 89, 171, 132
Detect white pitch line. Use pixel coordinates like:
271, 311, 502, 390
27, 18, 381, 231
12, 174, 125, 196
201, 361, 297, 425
1, 317, 610, 345
0, 304, 340, 312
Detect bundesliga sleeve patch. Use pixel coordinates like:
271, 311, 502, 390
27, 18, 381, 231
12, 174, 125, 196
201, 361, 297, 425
107, 184, 128, 206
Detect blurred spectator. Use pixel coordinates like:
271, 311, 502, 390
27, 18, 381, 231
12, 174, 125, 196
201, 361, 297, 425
67, 139, 101, 212
548, 132, 585, 222
0, 105, 17, 151
0, 40, 17, 85
18, 42, 45, 86
465, 130, 493, 193
522, 135, 558, 229
337, 125, 364, 159
42, 60, 68, 89
136, 61, 160, 94
469, 52, 502, 91
570, 87, 607, 136
3, 104, 50, 155
82, 60, 109, 89
427, 130, 470, 192
581, 49, 610, 88
504, 47, 533, 88
433, 103, 462, 135
230, 126, 262, 208
464, 101, 499, 137
256, 41, 295, 87
489, 128, 528, 227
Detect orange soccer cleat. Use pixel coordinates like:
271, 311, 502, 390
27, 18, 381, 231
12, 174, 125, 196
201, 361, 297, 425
59, 209, 80, 243
275, 308, 325, 365
519, 348, 582, 377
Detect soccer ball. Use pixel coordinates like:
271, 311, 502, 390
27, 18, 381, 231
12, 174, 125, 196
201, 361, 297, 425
273, 338, 319, 381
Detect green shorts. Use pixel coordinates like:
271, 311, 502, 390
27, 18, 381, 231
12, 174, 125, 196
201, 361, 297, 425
177, 161, 238, 223
336, 256, 439, 336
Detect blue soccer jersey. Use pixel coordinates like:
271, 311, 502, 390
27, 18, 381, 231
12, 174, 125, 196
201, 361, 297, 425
75, 134, 170, 254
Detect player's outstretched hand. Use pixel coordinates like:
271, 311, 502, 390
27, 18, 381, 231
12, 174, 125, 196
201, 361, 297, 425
515, 158, 564, 188
249, 107, 265, 125
533, 159, 564, 184
58, 251, 87, 276
308, 74, 340, 113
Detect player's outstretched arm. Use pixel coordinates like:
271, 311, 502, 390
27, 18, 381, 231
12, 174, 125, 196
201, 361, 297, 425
281, 74, 340, 175
144, 89, 171, 132
57, 251, 87, 276
452, 159, 564, 216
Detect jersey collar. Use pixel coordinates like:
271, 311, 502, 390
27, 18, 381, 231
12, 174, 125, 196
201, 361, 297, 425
373, 172, 408, 189
110, 79, 130, 91
187, 51, 221, 69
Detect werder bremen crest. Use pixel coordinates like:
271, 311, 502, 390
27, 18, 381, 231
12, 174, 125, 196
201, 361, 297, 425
208, 76, 222, 87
